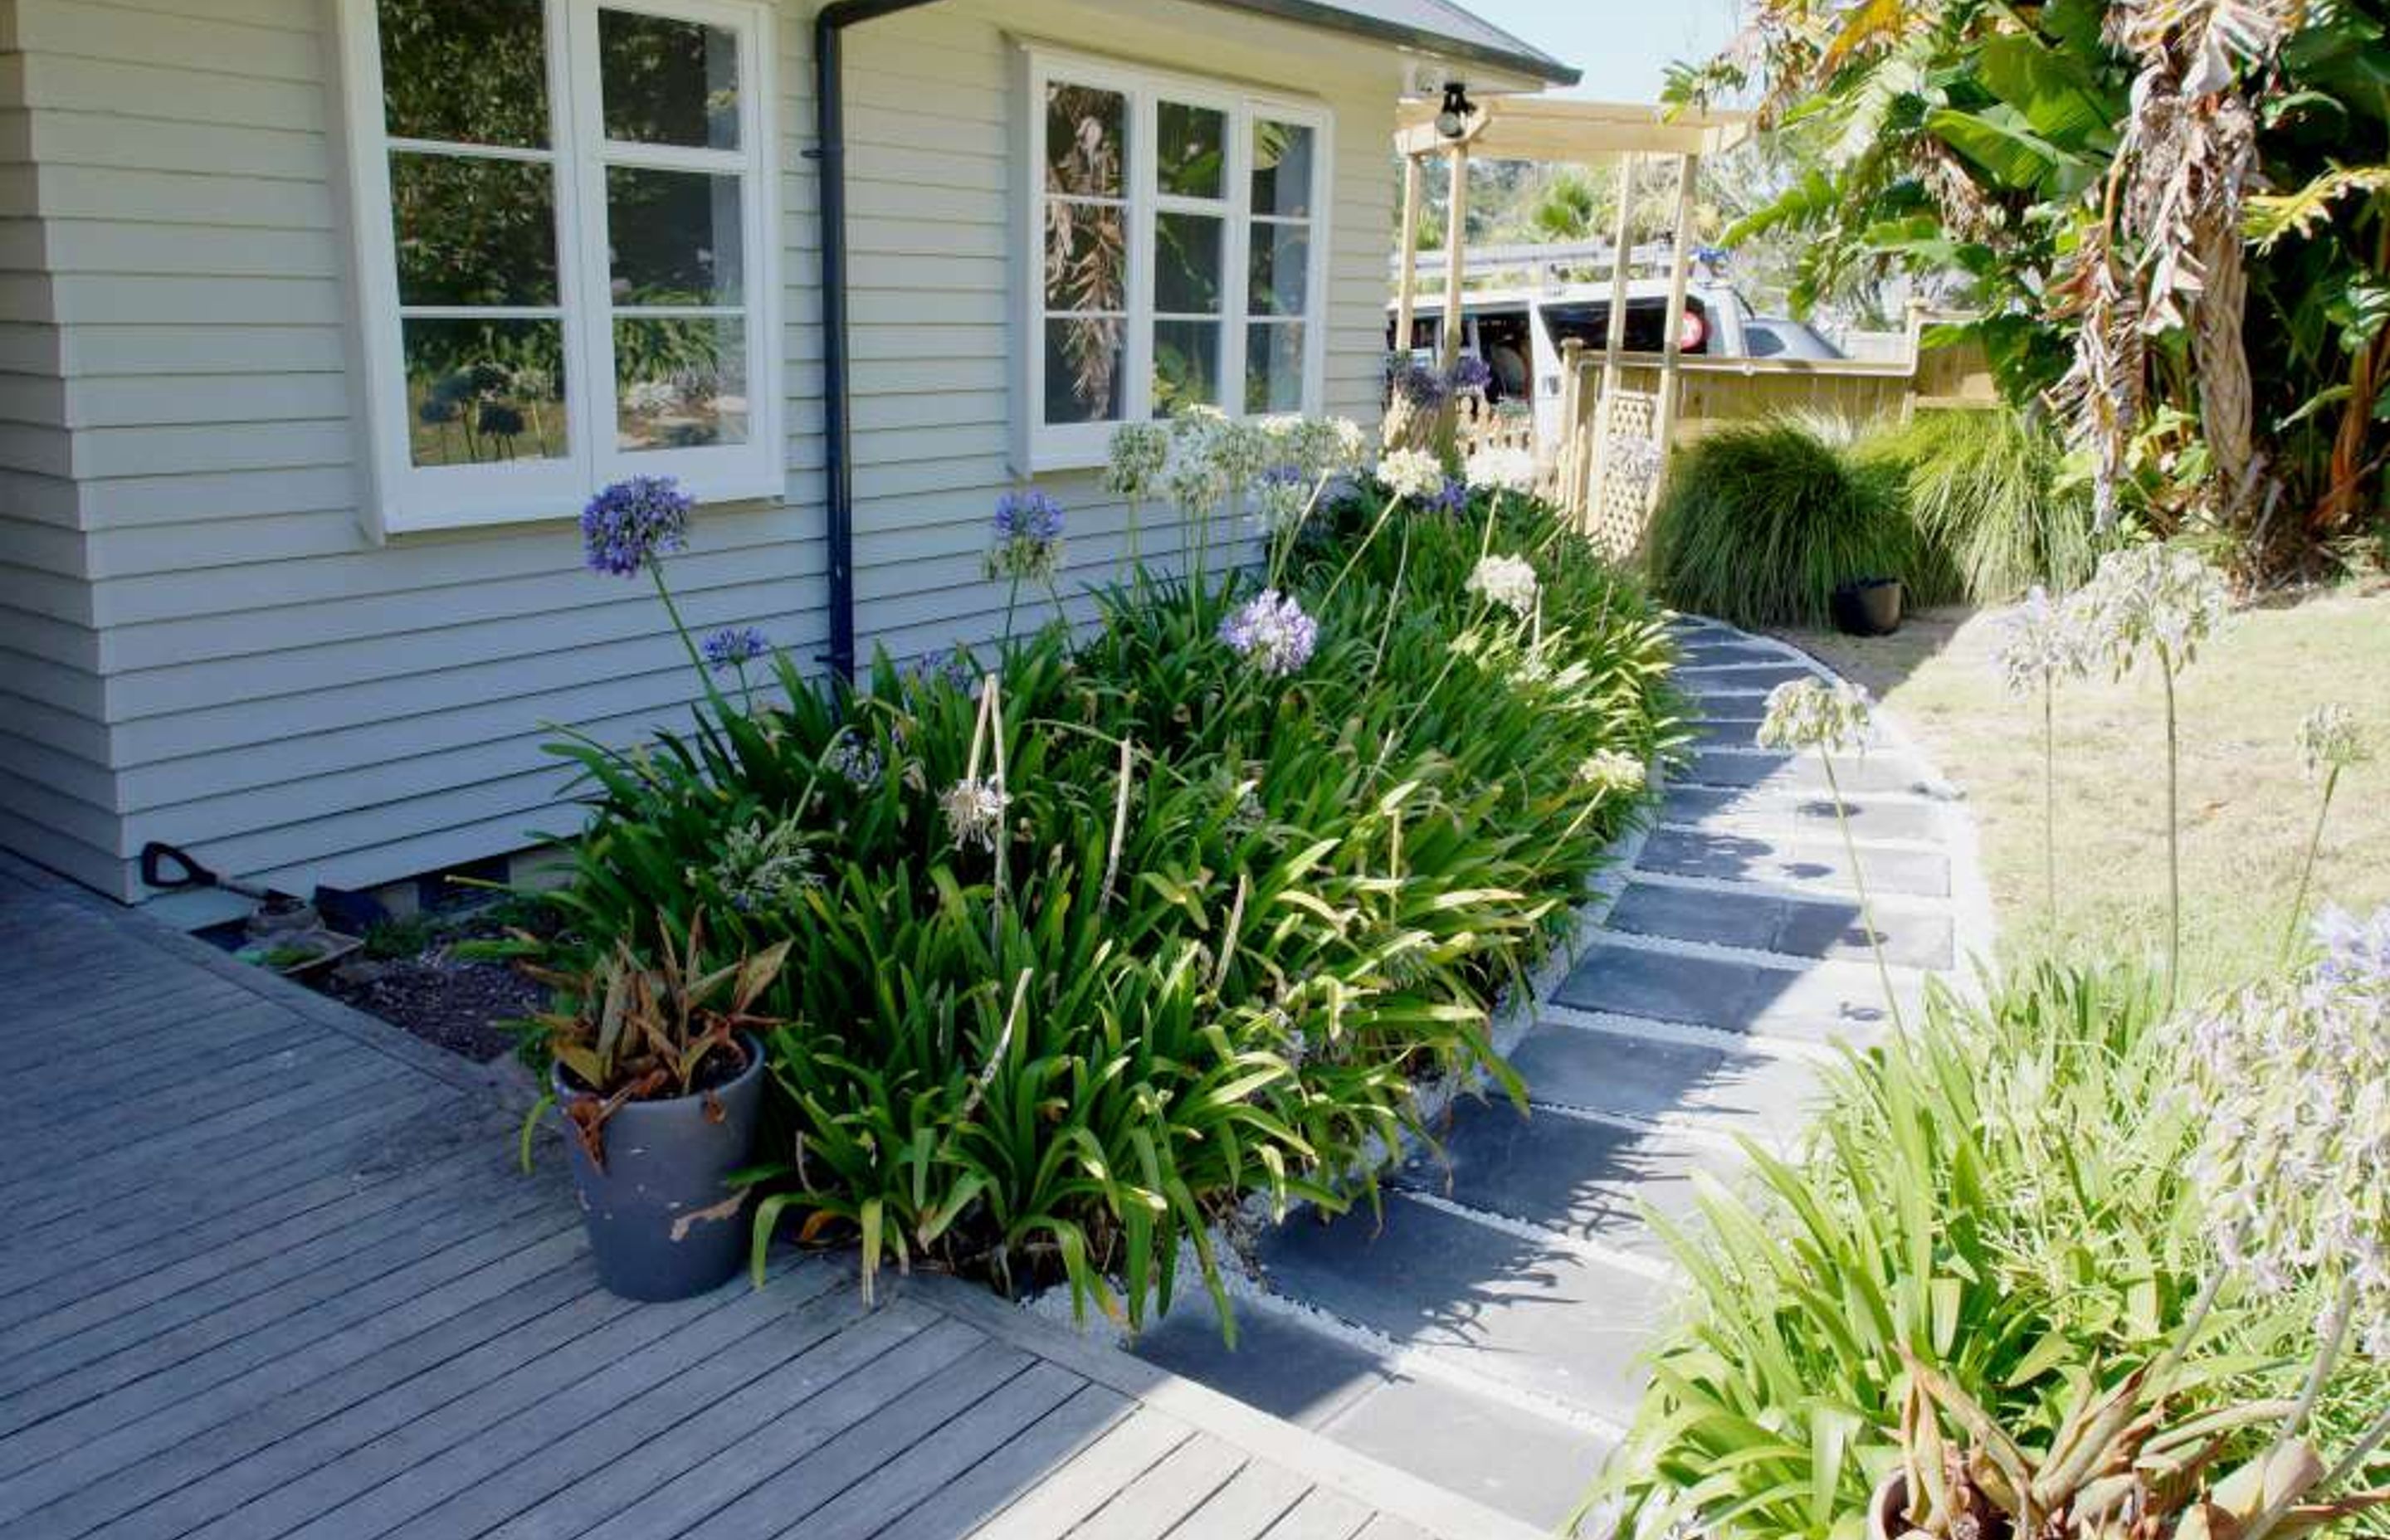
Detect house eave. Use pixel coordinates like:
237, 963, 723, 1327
1194, 0, 1581, 88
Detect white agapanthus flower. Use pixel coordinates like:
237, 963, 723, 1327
1252, 470, 1312, 535
2183, 904, 2390, 1355
1208, 417, 1272, 491
1464, 445, 1537, 495
1994, 584, 2090, 698
2296, 703, 2371, 784
1104, 422, 1169, 500
1378, 447, 1446, 504
1576, 749, 1646, 797
940, 777, 1011, 852
1755, 676, 1873, 756
1465, 553, 1541, 618
1162, 440, 1227, 515
2074, 544, 2231, 675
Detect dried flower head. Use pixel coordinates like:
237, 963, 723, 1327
940, 777, 1012, 853
1104, 422, 1170, 500
700, 626, 771, 674
1466, 553, 1541, 618
1465, 446, 1538, 495
1577, 749, 1647, 797
1218, 588, 1319, 677
2296, 704, 2371, 784
1378, 448, 1446, 504
2075, 544, 2231, 675
581, 475, 693, 578
1995, 585, 2090, 697
1756, 676, 1873, 756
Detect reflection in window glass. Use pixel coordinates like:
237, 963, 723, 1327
1155, 212, 1223, 314
1154, 319, 1221, 417
402, 319, 568, 467
1046, 316, 1124, 424
1046, 82, 1126, 198
1246, 222, 1308, 317
1245, 322, 1305, 413
391, 154, 559, 307
1044, 202, 1127, 314
607, 167, 744, 305
1251, 120, 1314, 217
378, 0, 549, 147
1157, 101, 1225, 198
616, 317, 749, 451
599, 10, 741, 149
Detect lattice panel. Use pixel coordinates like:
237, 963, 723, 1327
1588, 389, 1660, 561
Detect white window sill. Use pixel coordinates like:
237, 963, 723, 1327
378, 472, 788, 539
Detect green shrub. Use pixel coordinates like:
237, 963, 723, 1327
1862, 408, 2098, 601
1597, 960, 2390, 1539
517, 480, 1678, 1336
1646, 419, 1944, 628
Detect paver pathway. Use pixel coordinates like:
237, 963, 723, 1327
1130, 616, 1986, 1530
0, 852, 1541, 1540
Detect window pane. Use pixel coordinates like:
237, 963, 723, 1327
1155, 212, 1223, 314
1046, 82, 1125, 198
403, 319, 567, 467
378, 0, 549, 148
598, 9, 742, 150
1044, 316, 1124, 424
1158, 101, 1225, 198
607, 167, 744, 306
1245, 321, 1305, 413
1247, 221, 1310, 316
392, 152, 559, 306
1153, 319, 1221, 417
616, 317, 750, 451
1044, 201, 1126, 314
1251, 120, 1315, 217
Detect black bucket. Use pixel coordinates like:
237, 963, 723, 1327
1831, 578, 1904, 637
554, 1035, 765, 1301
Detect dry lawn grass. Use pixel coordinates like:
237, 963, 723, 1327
1778, 587, 2390, 992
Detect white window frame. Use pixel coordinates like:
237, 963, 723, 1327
337, 0, 783, 536
1017, 46, 1334, 473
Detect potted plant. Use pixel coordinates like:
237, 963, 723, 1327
1832, 576, 1905, 636
521, 915, 789, 1301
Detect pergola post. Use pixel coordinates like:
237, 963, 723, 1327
1587, 153, 1637, 522
1651, 151, 1700, 502
1394, 153, 1423, 358
1439, 141, 1469, 371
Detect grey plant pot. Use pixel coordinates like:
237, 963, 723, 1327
553, 1034, 765, 1302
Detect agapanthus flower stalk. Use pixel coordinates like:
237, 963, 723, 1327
1466, 553, 1540, 620
1996, 586, 2090, 929
1105, 422, 1168, 568
1758, 678, 1904, 1034
988, 487, 1066, 642
2285, 705, 2372, 963
1218, 588, 1319, 678
1378, 447, 1446, 504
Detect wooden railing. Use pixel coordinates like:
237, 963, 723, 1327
1551, 309, 1997, 558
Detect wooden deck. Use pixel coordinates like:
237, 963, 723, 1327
0, 855, 1538, 1540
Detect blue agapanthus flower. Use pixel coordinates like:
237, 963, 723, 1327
700, 626, 770, 672
1389, 358, 1449, 411
993, 488, 1066, 543
1426, 475, 1470, 516
1449, 354, 1493, 395
582, 475, 693, 578
1218, 589, 1319, 677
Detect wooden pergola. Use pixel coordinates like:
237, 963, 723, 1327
1393, 96, 1753, 495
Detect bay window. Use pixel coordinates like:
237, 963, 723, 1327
339, 0, 779, 534
1025, 51, 1332, 470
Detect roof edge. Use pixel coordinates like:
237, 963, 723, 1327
1197, 0, 1583, 87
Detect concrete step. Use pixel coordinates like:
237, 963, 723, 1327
1253, 1192, 1669, 1426
1506, 1016, 1827, 1141
1636, 826, 1952, 899
1679, 750, 1930, 798
1677, 640, 1787, 668
1607, 880, 1955, 970
1676, 662, 1821, 694
1129, 1299, 1608, 1530
1551, 941, 1916, 1045
1660, 784, 1949, 844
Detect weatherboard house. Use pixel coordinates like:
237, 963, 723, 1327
0, 0, 1574, 911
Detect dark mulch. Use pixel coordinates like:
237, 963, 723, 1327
320, 945, 544, 1065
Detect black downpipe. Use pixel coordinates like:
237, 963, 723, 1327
814, 0, 949, 684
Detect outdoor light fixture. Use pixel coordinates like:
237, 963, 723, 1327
1436, 81, 1475, 139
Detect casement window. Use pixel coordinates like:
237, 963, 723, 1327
338, 0, 780, 534
1022, 49, 1333, 470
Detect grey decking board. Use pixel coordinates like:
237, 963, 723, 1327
1165, 1459, 1312, 1538
869, 1382, 1132, 1539
677, 1337, 1038, 1540
1261, 1486, 1376, 1539
968, 1411, 1193, 1540
1071, 1433, 1250, 1540
795, 1361, 1092, 1540
7, 1010, 323, 1123
374, 1284, 918, 1540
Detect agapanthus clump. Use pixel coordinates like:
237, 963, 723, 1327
1378, 447, 1446, 505
1218, 588, 1319, 677
1465, 446, 1537, 495
582, 475, 692, 578
2285, 706, 2373, 960
1758, 677, 1903, 1031
2075, 544, 2231, 1003
691, 814, 819, 914
1466, 553, 1541, 620
940, 777, 1011, 853
1997, 586, 2090, 927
